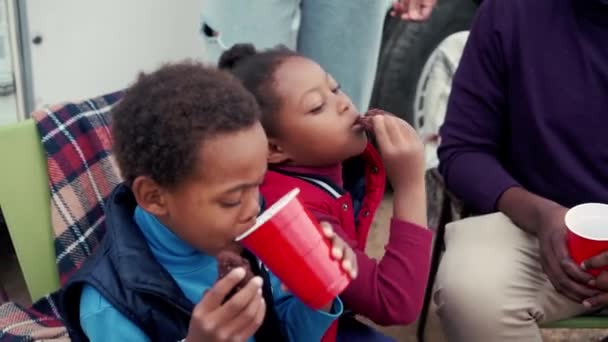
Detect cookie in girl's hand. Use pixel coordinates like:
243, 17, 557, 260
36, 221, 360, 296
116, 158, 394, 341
365, 108, 388, 118
216, 250, 254, 302
356, 108, 388, 132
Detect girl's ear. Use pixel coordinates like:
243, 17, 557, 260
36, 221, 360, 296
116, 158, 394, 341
267, 138, 291, 164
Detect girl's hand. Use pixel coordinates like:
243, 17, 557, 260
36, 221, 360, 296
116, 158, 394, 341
371, 114, 425, 192
321, 222, 358, 279
280, 222, 358, 312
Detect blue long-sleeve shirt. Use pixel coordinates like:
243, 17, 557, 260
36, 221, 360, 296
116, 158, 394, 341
438, 0, 608, 213
79, 206, 342, 341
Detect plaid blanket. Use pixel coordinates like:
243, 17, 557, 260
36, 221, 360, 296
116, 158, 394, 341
0, 92, 123, 341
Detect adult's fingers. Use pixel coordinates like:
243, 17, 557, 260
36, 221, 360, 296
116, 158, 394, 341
544, 235, 598, 301
583, 292, 608, 309
583, 251, 608, 271
552, 233, 594, 285
408, 0, 423, 21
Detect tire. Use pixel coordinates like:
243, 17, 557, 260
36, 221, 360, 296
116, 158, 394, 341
370, 0, 477, 124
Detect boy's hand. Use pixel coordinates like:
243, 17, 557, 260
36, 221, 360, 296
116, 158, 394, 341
186, 268, 266, 342
371, 114, 424, 191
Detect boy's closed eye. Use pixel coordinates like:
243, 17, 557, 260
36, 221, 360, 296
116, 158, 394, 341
217, 177, 265, 209
219, 199, 242, 208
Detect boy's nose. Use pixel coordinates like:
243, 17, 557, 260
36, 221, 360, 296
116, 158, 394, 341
241, 200, 261, 224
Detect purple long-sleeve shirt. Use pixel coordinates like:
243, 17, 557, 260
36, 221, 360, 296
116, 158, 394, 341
438, 0, 608, 214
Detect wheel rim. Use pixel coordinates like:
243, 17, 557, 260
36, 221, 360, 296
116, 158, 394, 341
413, 31, 469, 170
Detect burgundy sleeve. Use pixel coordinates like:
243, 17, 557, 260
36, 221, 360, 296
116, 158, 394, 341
310, 208, 433, 325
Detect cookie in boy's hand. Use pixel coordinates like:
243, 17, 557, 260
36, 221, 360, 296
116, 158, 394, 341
216, 250, 254, 302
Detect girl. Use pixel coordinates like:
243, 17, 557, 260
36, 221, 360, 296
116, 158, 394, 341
220, 44, 433, 341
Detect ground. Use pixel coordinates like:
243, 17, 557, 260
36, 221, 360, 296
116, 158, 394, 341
1, 194, 608, 341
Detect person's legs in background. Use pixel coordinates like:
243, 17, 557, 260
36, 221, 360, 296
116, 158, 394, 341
200, 0, 389, 111
433, 213, 589, 342
200, 0, 300, 64
297, 0, 390, 111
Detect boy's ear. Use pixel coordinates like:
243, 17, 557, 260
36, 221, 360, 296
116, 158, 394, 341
267, 138, 290, 164
131, 176, 169, 217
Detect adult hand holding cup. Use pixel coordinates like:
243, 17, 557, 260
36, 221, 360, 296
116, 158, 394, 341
565, 203, 608, 276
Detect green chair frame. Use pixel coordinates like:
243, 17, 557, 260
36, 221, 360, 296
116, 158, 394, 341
0, 119, 59, 302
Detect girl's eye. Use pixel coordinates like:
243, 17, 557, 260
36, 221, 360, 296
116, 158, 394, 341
331, 83, 341, 94
310, 104, 324, 114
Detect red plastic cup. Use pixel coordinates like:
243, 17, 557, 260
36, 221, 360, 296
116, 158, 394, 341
565, 203, 608, 276
236, 188, 351, 309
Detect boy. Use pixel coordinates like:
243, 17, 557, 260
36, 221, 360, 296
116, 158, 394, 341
57, 62, 356, 341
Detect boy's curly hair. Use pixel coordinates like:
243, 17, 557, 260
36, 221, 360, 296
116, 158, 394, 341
112, 61, 260, 188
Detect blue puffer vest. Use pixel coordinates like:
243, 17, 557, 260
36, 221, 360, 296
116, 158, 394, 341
58, 184, 285, 341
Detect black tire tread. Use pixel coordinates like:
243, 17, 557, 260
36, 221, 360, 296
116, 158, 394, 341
371, 0, 477, 123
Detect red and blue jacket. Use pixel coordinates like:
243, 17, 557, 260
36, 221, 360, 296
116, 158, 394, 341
261, 144, 433, 341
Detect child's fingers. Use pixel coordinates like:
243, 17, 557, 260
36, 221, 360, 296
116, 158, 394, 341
371, 115, 392, 151
320, 221, 335, 238
332, 243, 344, 260
320, 221, 345, 259
214, 276, 263, 323
236, 298, 266, 341
320, 222, 355, 275
342, 247, 358, 279
386, 115, 409, 145
330, 235, 346, 260
200, 267, 247, 311
218, 292, 265, 341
